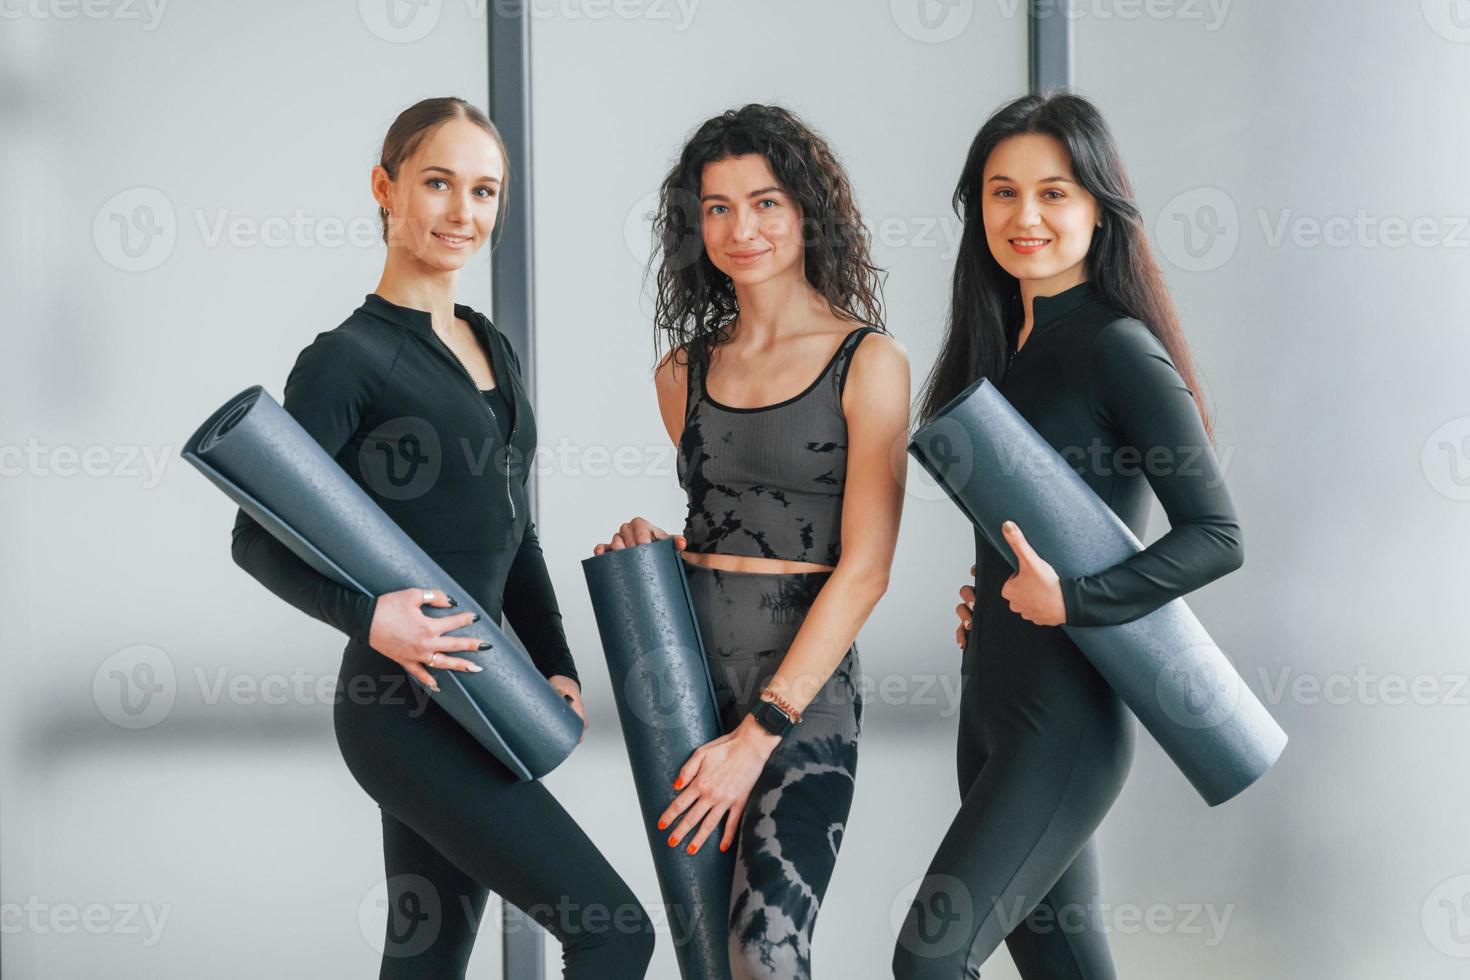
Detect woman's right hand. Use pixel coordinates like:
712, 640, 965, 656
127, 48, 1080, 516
592, 516, 686, 556
367, 587, 486, 693
955, 564, 976, 649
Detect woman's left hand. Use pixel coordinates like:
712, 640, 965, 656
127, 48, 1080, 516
548, 675, 587, 742
657, 715, 781, 856
999, 520, 1066, 627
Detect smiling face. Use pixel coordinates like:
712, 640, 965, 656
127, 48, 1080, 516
372, 116, 504, 270
699, 153, 806, 289
981, 132, 1101, 294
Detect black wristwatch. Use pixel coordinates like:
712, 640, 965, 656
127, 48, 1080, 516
750, 698, 799, 739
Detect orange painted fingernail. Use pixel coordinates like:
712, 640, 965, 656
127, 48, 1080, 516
667, 835, 677, 847
657, 818, 668, 830
673, 778, 684, 790
720, 841, 729, 852
686, 843, 697, 855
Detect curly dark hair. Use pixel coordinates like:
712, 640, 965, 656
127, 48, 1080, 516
647, 104, 886, 367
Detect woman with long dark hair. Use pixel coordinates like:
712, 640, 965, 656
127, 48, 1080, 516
593, 104, 910, 979
229, 97, 653, 979
892, 93, 1244, 978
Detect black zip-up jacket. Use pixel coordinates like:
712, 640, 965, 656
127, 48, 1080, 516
229, 292, 577, 684
982, 279, 1243, 630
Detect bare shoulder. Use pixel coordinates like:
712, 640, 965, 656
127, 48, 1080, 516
654, 344, 692, 399
849, 330, 910, 382
841, 329, 910, 420
653, 344, 693, 444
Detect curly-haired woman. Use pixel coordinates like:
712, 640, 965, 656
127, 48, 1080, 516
593, 103, 910, 979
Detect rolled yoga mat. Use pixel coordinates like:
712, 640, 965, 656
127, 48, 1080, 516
184, 385, 582, 782
582, 538, 733, 980
909, 378, 1286, 806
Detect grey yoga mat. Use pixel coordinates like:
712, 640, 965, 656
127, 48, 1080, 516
909, 378, 1286, 806
582, 538, 734, 980
184, 385, 582, 782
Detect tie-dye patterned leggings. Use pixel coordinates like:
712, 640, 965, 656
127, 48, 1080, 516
683, 561, 864, 980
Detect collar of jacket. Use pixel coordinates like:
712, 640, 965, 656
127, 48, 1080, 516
1030, 279, 1104, 330
358, 291, 527, 446
361, 291, 495, 344
360, 291, 520, 386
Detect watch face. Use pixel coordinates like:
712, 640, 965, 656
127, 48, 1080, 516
755, 700, 794, 736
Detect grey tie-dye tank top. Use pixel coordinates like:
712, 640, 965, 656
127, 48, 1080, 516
677, 325, 881, 565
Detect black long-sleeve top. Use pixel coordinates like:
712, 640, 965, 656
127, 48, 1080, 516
229, 292, 578, 684
978, 279, 1244, 631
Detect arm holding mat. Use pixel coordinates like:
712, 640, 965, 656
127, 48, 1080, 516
1061, 318, 1244, 627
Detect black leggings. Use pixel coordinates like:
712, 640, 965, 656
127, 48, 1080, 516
333, 644, 655, 979
892, 626, 1134, 978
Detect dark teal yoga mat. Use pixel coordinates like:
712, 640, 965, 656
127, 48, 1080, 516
910, 378, 1286, 806
184, 385, 582, 782
582, 538, 733, 980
